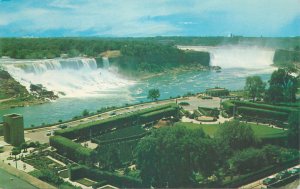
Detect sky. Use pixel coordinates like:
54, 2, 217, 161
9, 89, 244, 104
0, 0, 299, 37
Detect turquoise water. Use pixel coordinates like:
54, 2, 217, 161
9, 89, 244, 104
0, 68, 272, 128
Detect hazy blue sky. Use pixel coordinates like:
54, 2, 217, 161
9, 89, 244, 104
0, 0, 299, 37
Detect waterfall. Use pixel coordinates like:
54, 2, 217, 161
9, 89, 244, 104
102, 57, 110, 69
1, 57, 134, 98
177, 45, 276, 72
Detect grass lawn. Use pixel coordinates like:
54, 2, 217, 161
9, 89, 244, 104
58, 169, 69, 178
0, 168, 38, 189
174, 122, 287, 138
76, 178, 96, 187
230, 90, 246, 98
96, 125, 146, 141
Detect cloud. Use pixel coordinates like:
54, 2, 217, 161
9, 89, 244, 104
0, 0, 299, 37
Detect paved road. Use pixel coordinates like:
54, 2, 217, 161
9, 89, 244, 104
0, 97, 14, 103
24, 96, 224, 143
24, 99, 178, 143
239, 164, 300, 189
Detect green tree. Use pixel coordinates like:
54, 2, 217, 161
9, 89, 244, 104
11, 148, 21, 160
228, 148, 265, 175
136, 125, 218, 187
287, 111, 300, 149
82, 109, 89, 116
20, 142, 28, 152
215, 121, 257, 153
30, 169, 64, 186
92, 145, 122, 171
265, 69, 298, 103
244, 76, 265, 101
147, 89, 160, 101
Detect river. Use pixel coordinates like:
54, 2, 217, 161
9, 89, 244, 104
0, 45, 276, 128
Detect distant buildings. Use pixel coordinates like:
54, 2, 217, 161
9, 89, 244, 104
3, 114, 25, 146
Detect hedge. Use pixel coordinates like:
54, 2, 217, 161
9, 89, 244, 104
206, 88, 229, 97
49, 136, 92, 163
237, 106, 289, 122
198, 107, 220, 117
55, 103, 177, 139
69, 165, 143, 188
92, 132, 149, 145
221, 100, 235, 115
233, 101, 296, 113
139, 107, 178, 123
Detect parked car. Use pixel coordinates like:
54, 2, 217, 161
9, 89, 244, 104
275, 170, 291, 180
289, 167, 300, 175
262, 176, 277, 185
57, 124, 68, 129
110, 111, 116, 116
46, 130, 52, 136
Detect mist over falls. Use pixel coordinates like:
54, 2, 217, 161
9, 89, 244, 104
178, 45, 276, 71
1, 58, 134, 98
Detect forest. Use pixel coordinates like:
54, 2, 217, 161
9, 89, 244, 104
0, 38, 210, 74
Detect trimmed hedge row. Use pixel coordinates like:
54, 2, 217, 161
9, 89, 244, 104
206, 88, 229, 97
92, 132, 149, 145
139, 107, 178, 123
222, 100, 294, 122
221, 100, 235, 115
49, 136, 92, 163
69, 165, 142, 188
55, 103, 178, 139
234, 101, 296, 113
198, 107, 220, 117
237, 107, 289, 122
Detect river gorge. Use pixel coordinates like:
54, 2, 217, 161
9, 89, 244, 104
0, 45, 276, 128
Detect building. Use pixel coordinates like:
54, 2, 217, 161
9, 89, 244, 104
3, 114, 24, 146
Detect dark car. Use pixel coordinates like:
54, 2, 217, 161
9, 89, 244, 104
262, 177, 277, 185
58, 124, 68, 129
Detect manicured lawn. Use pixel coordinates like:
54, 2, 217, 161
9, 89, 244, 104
96, 125, 146, 141
246, 123, 287, 138
58, 169, 69, 178
174, 122, 287, 138
0, 168, 38, 189
175, 122, 219, 137
76, 178, 96, 187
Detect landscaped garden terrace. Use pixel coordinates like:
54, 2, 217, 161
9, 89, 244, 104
47, 100, 299, 188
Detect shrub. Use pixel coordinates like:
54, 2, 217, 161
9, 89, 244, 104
198, 107, 220, 117
237, 106, 288, 122
139, 107, 178, 123
221, 100, 235, 115
206, 88, 229, 97
49, 136, 92, 163
69, 165, 142, 188
178, 101, 189, 106
233, 101, 295, 113
55, 104, 178, 139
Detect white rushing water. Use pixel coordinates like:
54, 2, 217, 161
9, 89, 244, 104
178, 45, 276, 73
0, 57, 134, 98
